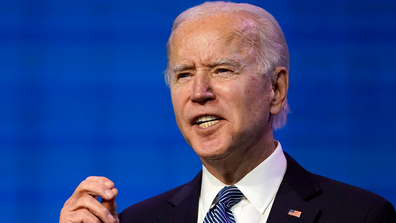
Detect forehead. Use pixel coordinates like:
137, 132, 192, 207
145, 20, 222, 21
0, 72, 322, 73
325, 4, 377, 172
169, 13, 257, 61
175, 13, 243, 36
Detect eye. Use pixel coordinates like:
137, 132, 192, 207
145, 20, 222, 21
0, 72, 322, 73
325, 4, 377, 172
178, 73, 190, 78
213, 68, 234, 78
216, 68, 231, 73
175, 72, 193, 84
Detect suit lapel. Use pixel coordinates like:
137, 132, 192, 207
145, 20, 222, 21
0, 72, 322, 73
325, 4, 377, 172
156, 171, 202, 223
154, 153, 321, 222
267, 153, 321, 223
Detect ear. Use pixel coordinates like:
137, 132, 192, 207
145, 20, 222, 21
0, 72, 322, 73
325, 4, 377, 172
270, 67, 289, 115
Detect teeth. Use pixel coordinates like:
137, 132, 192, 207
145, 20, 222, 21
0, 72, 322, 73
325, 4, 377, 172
196, 115, 220, 128
199, 120, 220, 128
196, 115, 218, 123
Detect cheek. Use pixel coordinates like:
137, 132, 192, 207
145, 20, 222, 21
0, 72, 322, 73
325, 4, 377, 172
170, 91, 181, 114
244, 81, 273, 117
171, 95, 185, 131
171, 88, 188, 123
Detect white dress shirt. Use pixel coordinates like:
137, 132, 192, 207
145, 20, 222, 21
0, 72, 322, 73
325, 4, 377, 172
197, 141, 287, 223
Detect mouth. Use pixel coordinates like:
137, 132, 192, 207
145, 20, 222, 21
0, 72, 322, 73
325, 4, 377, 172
194, 115, 223, 129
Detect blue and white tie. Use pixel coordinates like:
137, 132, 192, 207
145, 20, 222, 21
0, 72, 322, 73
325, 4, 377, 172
203, 186, 244, 223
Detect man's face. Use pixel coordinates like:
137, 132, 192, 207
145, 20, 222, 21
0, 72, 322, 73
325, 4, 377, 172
168, 14, 275, 161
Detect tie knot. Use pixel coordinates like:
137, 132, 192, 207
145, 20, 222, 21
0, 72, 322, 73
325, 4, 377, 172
203, 186, 244, 223
216, 186, 243, 208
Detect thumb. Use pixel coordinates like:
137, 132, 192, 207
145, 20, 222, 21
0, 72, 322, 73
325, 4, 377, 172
102, 188, 118, 219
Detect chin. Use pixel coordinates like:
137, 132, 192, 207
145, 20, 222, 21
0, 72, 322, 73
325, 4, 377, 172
192, 142, 232, 160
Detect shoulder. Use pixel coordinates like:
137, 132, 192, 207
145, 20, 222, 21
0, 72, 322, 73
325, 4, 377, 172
313, 174, 396, 222
284, 152, 391, 204
281, 153, 396, 222
314, 173, 389, 205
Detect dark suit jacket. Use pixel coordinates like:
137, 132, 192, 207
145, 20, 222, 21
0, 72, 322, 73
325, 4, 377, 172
118, 153, 396, 222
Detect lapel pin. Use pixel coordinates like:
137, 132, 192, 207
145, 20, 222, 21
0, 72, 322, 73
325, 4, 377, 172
288, 209, 302, 218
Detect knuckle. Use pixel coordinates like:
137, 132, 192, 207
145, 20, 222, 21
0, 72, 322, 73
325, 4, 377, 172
104, 180, 114, 188
59, 208, 92, 223
77, 179, 89, 190
81, 196, 92, 207
99, 205, 110, 215
85, 176, 96, 181
80, 208, 91, 217
59, 207, 68, 219
63, 197, 72, 207
80, 209, 101, 223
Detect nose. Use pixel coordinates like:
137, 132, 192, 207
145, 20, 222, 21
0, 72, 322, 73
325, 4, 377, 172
190, 73, 216, 103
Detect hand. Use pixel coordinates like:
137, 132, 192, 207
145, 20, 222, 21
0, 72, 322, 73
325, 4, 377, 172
59, 176, 119, 223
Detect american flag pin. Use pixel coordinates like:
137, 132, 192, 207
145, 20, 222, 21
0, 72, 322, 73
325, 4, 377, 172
288, 209, 302, 218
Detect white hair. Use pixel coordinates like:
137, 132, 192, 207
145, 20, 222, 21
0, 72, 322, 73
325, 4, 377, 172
165, 1, 290, 130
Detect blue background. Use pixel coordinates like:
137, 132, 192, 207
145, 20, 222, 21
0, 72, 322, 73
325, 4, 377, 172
1, 0, 395, 222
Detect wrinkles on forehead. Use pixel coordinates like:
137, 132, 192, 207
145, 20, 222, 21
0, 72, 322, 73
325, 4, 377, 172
169, 13, 258, 75
224, 15, 257, 50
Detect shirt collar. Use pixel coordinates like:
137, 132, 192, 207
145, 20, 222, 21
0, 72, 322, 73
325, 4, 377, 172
200, 141, 287, 214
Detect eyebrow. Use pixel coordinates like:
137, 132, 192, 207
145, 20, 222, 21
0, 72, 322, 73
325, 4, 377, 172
172, 64, 193, 73
172, 58, 243, 74
211, 58, 243, 73
212, 58, 239, 67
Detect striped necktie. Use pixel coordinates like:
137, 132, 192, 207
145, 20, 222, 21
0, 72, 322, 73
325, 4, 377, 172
203, 186, 244, 223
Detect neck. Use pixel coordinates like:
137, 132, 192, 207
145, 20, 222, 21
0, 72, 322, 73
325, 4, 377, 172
200, 138, 277, 185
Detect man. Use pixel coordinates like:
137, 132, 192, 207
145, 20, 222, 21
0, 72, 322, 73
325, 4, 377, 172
60, 2, 396, 223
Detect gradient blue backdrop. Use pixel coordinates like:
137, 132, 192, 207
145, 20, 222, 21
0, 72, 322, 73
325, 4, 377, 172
1, 0, 395, 222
